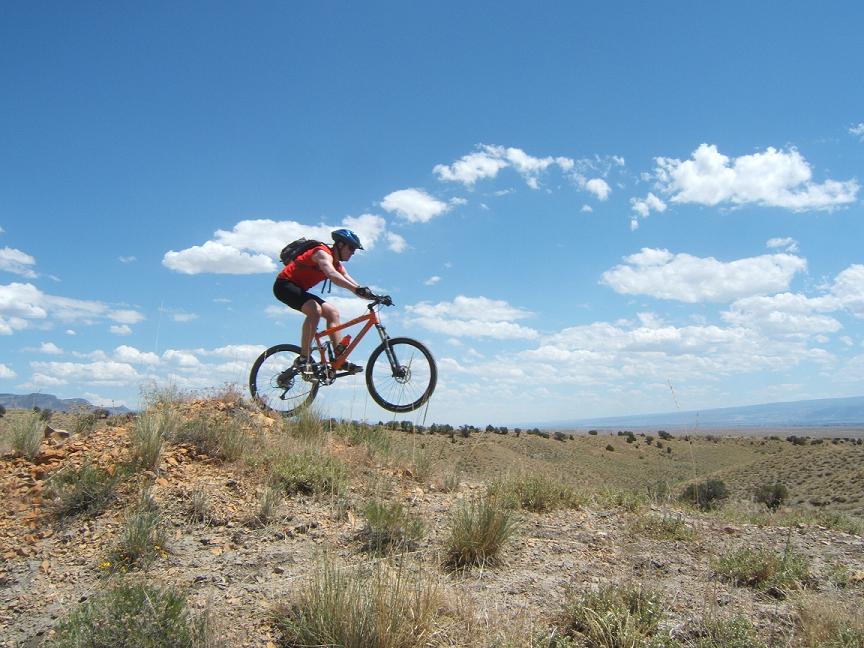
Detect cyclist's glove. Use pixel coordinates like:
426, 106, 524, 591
381, 295, 393, 306
355, 286, 374, 299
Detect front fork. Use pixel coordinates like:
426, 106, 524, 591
375, 324, 407, 378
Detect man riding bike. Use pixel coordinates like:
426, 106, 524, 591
273, 228, 374, 374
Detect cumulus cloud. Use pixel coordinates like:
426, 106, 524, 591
766, 237, 799, 253
0, 247, 37, 278
381, 188, 450, 223
114, 345, 160, 365
653, 144, 859, 211
0, 363, 16, 378
0, 282, 145, 335
162, 241, 276, 275
29, 360, 141, 386
405, 295, 538, 339
630, 192, 667, 219
39, 342, 63, 354
163, 214, 388, 275
110, 325, 132, 335
601, 249, 807, 303
424, 275, 441, 286
831, 264, 864, 318
722, 293, 841, 336
850, 122, 864, 141
585, 178, 612, 200
386, 232, 407, 253
433, 145, 573, 188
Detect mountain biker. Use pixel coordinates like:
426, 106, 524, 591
273, 228, 375, 373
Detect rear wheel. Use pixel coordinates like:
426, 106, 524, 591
366, 338, 436, 413
249, 344, 319, 416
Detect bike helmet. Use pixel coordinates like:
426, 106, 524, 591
331, 228, 364, 250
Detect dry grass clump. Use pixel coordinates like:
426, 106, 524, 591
796, 595, 864, 647
488, 472, 585, 513
272, 559, 439, 648
45, 460, 120, 518
171, 411, 250, 462
106, 488, 167, 571
444, 494, 518, 569
359, 499, 425, 555
629, 512, 694, 541
270, 449, 348, 497
712, 544, 811, 598
47, 579, 219, 648
9, 410, 43, 459
130, 407, 181, 471
553, 581, 665, 647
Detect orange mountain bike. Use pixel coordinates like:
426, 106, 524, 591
249, 294, 437, 416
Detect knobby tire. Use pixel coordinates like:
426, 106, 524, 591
365, 337, 437, 413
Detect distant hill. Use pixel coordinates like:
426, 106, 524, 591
0, 393, 131, 415
543, 395, 864, 430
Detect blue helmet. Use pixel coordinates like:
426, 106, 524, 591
331, 228, 364, 250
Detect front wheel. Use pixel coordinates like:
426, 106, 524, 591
366, 338, 437, 413
249, 344, 319, 416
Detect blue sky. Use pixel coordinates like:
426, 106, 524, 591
2, 1, 863, 425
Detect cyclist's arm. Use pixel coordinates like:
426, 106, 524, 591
312, 249, 360, 293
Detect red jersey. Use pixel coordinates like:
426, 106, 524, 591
277, 244, 345, 290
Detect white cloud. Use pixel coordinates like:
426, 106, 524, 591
162, 241, 276, 275
831, 264, 864, 318
109, 309, 146, 325
172, 312, 198, 322
29, 360, 141, 386
39, 342, 63, 354
654, 144, 859, 211
722, 293, 841, 336
433, 144, 573, 188
850, 122, 864, 141
118, 256, 137, 264
386, 232, 407, 253
162, 349, 201, 368
110, 325, 132, 335
630, 192, 667, 218
581, 205, 593, 213
0, 363, 16, 378
163, 214, 388, 275
405, 295, 538, 339
424, 276, 441, 286
766, 237, 799, 253
114, 345, 160, 365
0, 247, 37, 278
381, 188, 449, 223
0, 282, 144, 335
585, 178, 612, 201
601, 249, 807, 303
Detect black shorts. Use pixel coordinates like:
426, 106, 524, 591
273, 279, 324, 312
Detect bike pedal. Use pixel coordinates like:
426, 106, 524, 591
344, 362, 363, 374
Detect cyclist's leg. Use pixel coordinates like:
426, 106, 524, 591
320, 301, 342, 348
300, 299, 323, 358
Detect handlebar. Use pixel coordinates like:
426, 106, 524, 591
367, 294, 393, 308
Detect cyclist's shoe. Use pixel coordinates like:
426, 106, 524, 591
343, 362, 363, 374
292, 355, 317, 381
276, 368, 294, 390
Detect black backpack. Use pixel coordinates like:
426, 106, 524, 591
279, 238, 325, 265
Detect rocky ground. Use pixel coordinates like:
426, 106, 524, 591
1, 404, 863, 646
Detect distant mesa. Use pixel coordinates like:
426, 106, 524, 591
0, 393, 131, 415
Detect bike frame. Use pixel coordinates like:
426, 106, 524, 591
311, 303, 388, 371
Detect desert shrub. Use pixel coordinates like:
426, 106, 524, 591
107, 489, 167, 571
796, 597, 864, 648
0, 404, 5, 418
47, 580, 217, 648
10, 410, 43, 459
753, 481, 788, 511
72, 411, 99, 435
271, 450, 347, 497
598, 488, 647, 512
359, 499, 424, 554
273, 560, 438, 648
605, 444, 615, 452
253, 486, 281, 526
680, 479, 728, 511
444, 494, 518, 569
487, 473, 584, 513
291, 405, 327, 441
46, 461, 119, 518
172, 412, 249, 462
588, 429, 598, 435
678, 614, 767, 648
129, 407, 180, 471
713, 545, 811, 598
630, 513, 693, 541
556, 582, 665, 646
